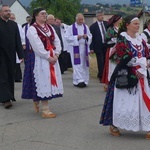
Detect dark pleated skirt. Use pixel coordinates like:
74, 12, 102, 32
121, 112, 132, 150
100, 81, 115, 125
15, 63, 22, 81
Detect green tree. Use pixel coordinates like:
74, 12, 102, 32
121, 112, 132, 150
30, 0, 81, 24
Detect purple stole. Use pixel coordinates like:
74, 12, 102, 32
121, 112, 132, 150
72, 23, 89, 67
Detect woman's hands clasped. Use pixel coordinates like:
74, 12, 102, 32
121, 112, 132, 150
47, 55, 58, 65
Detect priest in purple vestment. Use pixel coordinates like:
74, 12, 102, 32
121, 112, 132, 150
65, 13, 92, 87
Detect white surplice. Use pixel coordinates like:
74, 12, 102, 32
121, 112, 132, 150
65, 22, 92, 85
113, 32, 150, 131
27, 24, 63, 98
16, 23, 25, 63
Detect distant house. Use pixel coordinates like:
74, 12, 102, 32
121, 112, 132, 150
1, 0, 30, 25
83, 12, 112, 27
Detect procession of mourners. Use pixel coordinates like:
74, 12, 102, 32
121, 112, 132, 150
0, 1, 150, 140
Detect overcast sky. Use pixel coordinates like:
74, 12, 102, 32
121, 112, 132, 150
20, 0, 150, 7
81, 0, 150, 5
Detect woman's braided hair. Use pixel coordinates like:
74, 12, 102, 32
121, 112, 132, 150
30, 8, 45, 25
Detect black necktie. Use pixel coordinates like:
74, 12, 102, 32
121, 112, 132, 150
101, 22, 106, 43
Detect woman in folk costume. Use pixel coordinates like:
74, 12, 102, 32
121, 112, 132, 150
22, 8, 63, 118
100, 15, 150, 139
140, 19, 150, 49
101, 15, 122, 91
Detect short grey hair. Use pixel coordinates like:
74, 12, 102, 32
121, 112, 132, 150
75, 13, 84, 20
0, 5, 9, 12
47, 14, 55, 19
96, 10, 104, 16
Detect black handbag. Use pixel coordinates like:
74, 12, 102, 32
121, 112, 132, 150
116, 68, 128, 89
115, 67, 138, 89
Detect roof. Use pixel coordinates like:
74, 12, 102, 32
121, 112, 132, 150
1, 0, 17, 7
83, 12, 113, 17
1, 0, 27, 13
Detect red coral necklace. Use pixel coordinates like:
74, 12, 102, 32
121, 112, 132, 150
131, 43, 142, 51
35, 22, 49, 33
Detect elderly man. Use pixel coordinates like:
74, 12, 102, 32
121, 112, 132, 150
0, 5, 23, 108
90, 10, 108, 82
65, 13, 92, 87
46, 14, 55, 25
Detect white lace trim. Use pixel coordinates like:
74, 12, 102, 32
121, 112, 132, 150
113, 77, 150, 131
120, 32, 143, 46
113, 114, 150, 131
33, 55, 63, 98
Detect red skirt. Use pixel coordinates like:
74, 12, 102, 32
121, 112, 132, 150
101, 48, 110, 84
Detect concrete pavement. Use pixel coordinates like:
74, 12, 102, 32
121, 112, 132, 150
0, 69, 149, 150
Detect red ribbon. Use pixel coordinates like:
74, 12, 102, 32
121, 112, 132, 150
139, 78, 150, 111
46, 38, 57, 87
135, 66, 150, 111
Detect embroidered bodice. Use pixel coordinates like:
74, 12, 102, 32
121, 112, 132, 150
121, 32, 147, 58
32, 23, 55, 50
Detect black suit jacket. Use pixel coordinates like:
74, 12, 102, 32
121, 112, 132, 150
52, 24, 63, 51
90, 21, 107, 54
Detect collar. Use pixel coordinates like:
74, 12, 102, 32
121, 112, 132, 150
0, 17, 9, 22
75, 22, 83, 27
97, 21, 103, 24
114, 26, 118, 33
120, 32, 142, 46
144, 28, 150, 34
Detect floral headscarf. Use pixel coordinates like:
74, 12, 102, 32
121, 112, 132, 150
107, 15, 122, 28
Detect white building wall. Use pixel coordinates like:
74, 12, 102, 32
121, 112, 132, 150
10, 1, 30, 25
139, 15, 150, 34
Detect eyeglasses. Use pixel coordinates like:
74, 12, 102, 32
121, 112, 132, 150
39, 12, 47, 16
2, 10, 11, 13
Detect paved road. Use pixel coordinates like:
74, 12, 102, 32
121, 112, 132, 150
0, 69, 149, 150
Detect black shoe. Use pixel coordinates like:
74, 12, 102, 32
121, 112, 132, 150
4, 101, 13, 109
15, 80, 22, 82
74, 82, 86, 88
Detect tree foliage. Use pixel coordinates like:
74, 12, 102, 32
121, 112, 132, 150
30, 0, 81, 24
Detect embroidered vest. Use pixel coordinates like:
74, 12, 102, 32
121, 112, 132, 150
32, 24, 55, 50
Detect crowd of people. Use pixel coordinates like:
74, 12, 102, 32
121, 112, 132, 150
1, 4, 150, 139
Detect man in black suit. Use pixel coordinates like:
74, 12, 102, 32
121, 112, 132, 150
90, 10, 107, 82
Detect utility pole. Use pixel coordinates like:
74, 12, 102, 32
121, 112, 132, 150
142, 0, 145, 29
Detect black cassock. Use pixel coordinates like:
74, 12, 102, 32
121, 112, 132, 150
53, 25, 72, 74
0, 18, 23, 103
